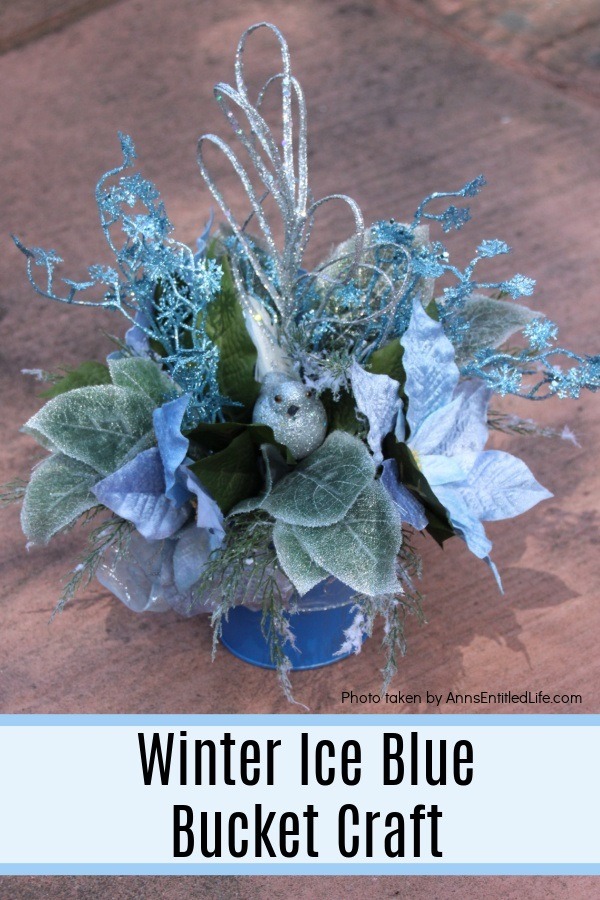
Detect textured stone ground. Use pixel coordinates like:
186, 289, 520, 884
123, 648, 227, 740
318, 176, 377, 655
1, 0, 599, 896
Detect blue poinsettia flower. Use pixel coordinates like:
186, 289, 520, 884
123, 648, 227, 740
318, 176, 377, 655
92, 393, 224, 610
393, 299, 552, 586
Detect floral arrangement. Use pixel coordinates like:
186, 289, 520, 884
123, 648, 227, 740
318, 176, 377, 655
5, 23, 599, 699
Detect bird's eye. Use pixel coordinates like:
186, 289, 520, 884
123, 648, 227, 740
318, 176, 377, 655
306, 389, 315, 398
274, 395, 282, 403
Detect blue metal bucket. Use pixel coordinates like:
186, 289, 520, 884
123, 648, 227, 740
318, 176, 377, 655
220, 578, 362, 670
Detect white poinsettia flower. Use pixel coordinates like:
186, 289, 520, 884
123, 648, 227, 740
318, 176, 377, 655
395, 299, 552, 586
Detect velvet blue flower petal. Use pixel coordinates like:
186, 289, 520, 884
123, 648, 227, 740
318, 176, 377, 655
92, 447, 191, 539
380, 460, 428, 530
153, 395, 190, 505
125, 309, 152, 358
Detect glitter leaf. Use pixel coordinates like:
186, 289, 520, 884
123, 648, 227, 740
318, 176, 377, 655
454, 294, 537, 364
273, 522, 329, 596
23, 385, 155, 476
290, 481, 402, 596
108, 356, 177, 406
263, 431, 375, 527
21, 453, 98, 544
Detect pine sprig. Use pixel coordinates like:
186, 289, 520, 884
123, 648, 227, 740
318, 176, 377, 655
52, 515, 133, 619
0, 480, 27, 508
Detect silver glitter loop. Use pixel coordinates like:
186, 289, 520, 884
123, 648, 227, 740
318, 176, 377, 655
197, 21, 367, 348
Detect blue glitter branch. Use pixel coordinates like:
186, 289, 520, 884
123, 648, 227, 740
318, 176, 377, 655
13, 134, 226, 425
462, 346, 600, 399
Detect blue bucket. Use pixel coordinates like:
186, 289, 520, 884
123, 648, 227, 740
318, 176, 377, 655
220, 578, 362, 670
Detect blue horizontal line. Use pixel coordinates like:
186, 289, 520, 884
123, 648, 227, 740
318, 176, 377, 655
0, 864, 599, 875
0, 714, 598, 727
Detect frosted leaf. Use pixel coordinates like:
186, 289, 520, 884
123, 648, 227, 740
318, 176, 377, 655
380, 460, 428, 530
21, 453, 98, 544
92, 448, 191, 539
109, 356, 176, 406
350, 360, 400, 466
263, 431, 375, 527
455, 294, 538, 364
454, 449, 553, 522
401, 299, 459, 435
273, 521, 329, 596
23, 385, 155, 476
290, 481, 402, 596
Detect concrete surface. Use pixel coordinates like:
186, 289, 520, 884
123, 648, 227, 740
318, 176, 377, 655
1, 0, 599, 895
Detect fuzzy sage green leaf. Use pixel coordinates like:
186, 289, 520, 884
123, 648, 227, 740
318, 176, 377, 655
262, 431, 375, 527
108, 357, 177, 406
288, 481, 402, 596
23, 385, 155, 476
21, 453, 99, 544
455, 294, 537, 364
273, 522, 329, 596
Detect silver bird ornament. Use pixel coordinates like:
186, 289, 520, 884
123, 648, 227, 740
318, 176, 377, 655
252, 373, 328, 460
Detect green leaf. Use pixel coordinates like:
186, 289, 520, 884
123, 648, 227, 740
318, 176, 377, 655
273, 522, 329, 596
290, 481, 402, 596
189, 430, 263, 514
41, 361, 111, 399
454, 294, 537, 364
263, 431, 375, 527
385, 436, 455, 545
23, 386, 155, 477
205, 253, 260, 418
320, 389, 362, 435
424, 298, 440, 321
231, 445, 292, 515
109, 357, 176, 406
21, 453, 98, 544
188, 420, 293, 460
367, 340, 406, 393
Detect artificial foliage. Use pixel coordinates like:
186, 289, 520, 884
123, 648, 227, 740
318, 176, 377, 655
5, 23, 599, 699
